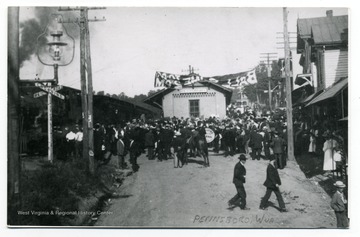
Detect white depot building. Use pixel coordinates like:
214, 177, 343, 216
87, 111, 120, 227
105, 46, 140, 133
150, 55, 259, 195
144, 81, 232, 119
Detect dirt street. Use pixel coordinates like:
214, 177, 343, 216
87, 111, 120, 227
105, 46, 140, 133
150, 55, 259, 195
94, 151, 337, 228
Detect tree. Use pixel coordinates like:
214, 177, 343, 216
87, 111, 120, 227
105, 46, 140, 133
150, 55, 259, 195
118, 92, 127, 99
133, 94, 147, 102
97, 91, 105, 96
242, 61, 282, 107
147, 89, 161, 97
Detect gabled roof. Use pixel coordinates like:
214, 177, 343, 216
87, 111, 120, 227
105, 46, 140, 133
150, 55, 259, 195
143, 81, 233, 107
297, 15, 348, 50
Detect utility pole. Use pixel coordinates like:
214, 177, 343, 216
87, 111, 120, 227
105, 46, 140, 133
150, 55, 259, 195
85, 8, 95, 173
8, 7, 21, 224
59, 7, 105, 174
182, 65, 199, 75
283, 7, 295, 161
260, 53, 277, 112
79, 8, 89, 170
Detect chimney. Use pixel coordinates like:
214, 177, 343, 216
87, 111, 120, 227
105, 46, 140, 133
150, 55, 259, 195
326, 10, 333, 17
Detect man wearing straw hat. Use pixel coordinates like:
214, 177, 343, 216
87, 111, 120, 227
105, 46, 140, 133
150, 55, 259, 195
331, 181, 349, 228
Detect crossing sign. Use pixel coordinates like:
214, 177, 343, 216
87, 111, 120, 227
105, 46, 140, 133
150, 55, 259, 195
34, 83, 64, 100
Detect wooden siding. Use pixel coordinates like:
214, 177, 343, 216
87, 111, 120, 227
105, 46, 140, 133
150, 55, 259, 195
324, 49, 348, 88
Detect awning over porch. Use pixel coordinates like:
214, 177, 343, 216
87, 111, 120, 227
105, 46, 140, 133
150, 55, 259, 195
306, 77, 348, 107
302, 90, 324, 104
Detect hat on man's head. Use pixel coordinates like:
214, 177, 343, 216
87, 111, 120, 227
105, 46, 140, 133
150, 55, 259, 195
238, 154, 247, 161
334, 181, 346, 188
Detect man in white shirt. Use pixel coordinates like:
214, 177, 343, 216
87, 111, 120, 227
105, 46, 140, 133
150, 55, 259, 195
65, 127, 76, 159
75, 126, 83, 159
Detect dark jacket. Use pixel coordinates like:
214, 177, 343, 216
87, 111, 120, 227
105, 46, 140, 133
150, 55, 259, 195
144, 130, 155, 147
271, 136, 286, 154
250, 132, 263, 149
331, 191, 347, 212
233, 162, 246, 186
116, 139, 126, 156
263, 163, 281, 189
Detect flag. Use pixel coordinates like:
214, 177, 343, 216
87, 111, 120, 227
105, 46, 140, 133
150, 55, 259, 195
154, 71, 166, 87
182, 74, 202, 85
246, 69, 257, 84
154, 71, 182, 88
208, 77, 219, 83
205, 68, 257, 87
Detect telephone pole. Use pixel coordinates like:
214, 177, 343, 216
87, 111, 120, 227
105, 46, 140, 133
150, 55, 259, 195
8, 7, 21, 224
260, 53, 277, 112
283, 7, 295, 161
59, 7, 106, 174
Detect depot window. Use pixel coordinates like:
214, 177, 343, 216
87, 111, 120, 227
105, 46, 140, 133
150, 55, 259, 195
189, 99, 200, 118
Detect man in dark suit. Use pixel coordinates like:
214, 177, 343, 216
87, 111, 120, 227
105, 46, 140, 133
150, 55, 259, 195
259, 158, 287, 212
144, 127, 155, 160
249, 128, 263, 160
271, 131, 286, 169
228, 154, 250, 210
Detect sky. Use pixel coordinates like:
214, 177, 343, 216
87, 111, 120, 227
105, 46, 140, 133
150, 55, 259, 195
18, 6, 348, 97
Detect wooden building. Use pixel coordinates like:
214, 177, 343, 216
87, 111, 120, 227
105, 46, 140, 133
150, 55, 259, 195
296, 10, 348, 92
294, 10, 348, 122
19, 85, 161, 154
144, 81, 232, 119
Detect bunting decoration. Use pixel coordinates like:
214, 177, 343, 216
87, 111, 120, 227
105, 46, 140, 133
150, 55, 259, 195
154, 71, 202, 88
154, 69, 257, 88
209, 69, 258, 88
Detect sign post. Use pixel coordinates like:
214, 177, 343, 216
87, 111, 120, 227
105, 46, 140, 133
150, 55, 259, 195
34, 83, 64, 163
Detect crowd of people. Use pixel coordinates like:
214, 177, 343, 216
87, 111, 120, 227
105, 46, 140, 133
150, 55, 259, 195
51, 106, 348, 227
293, 113, 347, 177
55, 108, 291, 172
54, 107, 347, 178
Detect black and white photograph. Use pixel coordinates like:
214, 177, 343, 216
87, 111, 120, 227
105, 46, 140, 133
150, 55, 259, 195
4, 0, 359, 234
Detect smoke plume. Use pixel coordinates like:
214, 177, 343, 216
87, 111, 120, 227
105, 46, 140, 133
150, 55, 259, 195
19, 7, 80, 67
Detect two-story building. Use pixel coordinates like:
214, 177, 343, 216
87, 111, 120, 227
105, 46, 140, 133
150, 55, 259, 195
294, 10, 348, 122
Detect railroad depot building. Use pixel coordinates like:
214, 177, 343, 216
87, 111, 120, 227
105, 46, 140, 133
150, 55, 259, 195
144, 81, 233, 119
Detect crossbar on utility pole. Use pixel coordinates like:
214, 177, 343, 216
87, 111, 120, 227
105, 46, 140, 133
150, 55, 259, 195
260, 53, 277, 112
283, 7, 295, 161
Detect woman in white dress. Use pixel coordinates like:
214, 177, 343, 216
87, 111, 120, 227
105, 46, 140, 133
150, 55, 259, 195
323, 133, 338, 172
308, 129, 316, 153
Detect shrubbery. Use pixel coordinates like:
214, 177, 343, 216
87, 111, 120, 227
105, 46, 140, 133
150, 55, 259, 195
19, 159, 103, 225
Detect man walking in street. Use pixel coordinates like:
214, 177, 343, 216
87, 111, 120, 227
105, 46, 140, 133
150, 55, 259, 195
259, 158, 288, 212
228, 154, 250, 210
